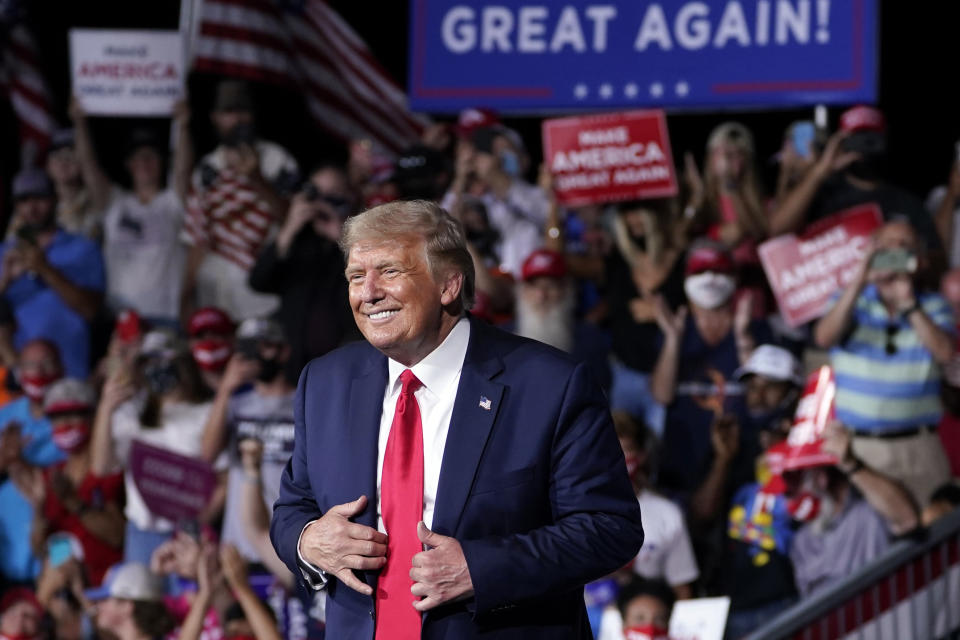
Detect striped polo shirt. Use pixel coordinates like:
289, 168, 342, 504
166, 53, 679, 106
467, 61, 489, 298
830, 285, 955, 434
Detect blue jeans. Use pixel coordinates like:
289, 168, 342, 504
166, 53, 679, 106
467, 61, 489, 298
609, 359, 665, 437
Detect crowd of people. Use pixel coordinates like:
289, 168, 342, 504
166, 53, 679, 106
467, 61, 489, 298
2, 77, 960, 640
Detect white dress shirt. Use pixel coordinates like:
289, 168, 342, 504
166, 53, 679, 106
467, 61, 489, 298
378, 316, 471, 532
297, 317, 471, 585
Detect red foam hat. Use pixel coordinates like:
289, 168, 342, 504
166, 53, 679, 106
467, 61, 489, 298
767, 366, 839, 475
187, 307, 235, 338
685, 244, 735, 276
521, 249, 567, 281
839, 105, 886, 134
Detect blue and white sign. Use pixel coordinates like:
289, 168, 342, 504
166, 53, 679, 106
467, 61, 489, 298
409, 0, 877, 112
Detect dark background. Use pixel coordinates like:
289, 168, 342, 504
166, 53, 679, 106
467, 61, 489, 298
3, 0, 959, 202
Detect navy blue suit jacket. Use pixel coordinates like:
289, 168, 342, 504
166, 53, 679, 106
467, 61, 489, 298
271, 316, 643, 639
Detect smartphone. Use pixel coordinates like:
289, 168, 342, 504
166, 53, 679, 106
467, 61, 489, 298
870, 248, 917, 274
791, 122, 816, 159
47, 533, 74, 568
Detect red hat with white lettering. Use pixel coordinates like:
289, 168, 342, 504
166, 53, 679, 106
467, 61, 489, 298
685, 242, 735, 276
839, 105, 886, 134
455, 108, 500, 137
521, 249, 567, 281
187, 307, 235, 338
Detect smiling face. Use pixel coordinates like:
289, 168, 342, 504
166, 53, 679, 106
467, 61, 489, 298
346, 235, 463, 366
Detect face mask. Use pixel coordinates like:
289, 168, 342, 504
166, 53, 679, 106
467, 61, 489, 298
624, 626, 670, 640
786, 491, 821, 523
499, 150, 520, 177
144, 360, 179, 395
19, 372, 60, 403
256, 356, 282, 383
191, 339, 232, 372
684, 272, 736, 309
52, 421, 91, 453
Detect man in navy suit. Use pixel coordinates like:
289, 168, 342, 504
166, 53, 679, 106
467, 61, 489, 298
270, 200, 643, 639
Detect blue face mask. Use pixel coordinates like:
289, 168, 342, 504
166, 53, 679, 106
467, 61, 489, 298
499, 150, 520, 177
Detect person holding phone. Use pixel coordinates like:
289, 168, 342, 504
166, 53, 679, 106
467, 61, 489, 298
28, 379, 124, 586
813, 220, 954, 507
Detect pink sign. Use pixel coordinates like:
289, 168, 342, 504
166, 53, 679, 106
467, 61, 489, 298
130, 440, 215, 522
542, 110, 678, 207
758, 204, 883, 327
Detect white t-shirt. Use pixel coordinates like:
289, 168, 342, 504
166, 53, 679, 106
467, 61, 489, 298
110, 393, 216, 532
103, 187, 186, 321
633, 490, 699, 587
925, 185, 960, 267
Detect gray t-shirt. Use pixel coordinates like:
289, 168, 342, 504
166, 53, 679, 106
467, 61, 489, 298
790, 493, 890, 597
221, 387, 296, 561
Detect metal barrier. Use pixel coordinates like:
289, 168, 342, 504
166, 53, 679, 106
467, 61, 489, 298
745, 506, 960, 640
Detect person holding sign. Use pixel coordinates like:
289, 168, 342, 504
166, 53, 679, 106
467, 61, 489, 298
70, 97, 193, 327
813, 220, 954, 507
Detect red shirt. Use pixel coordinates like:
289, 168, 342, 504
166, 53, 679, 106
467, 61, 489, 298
42, 467, 124, 585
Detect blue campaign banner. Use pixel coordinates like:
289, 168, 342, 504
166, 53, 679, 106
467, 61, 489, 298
408, 0, 877, 113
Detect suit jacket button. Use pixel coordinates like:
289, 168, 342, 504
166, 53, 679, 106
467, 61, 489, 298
369, 610, 374, 619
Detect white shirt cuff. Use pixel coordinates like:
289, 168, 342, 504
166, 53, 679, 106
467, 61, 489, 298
297, 520, 328, 590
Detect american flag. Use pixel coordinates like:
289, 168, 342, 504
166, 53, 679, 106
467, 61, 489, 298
192, 0, 427, 154
0, 2, 55, 164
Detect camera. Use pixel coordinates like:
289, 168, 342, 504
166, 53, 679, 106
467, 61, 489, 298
302, 182, 350, 218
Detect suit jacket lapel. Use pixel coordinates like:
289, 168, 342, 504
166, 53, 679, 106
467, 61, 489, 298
346, 350, 388, 532
432, 320, 504, 536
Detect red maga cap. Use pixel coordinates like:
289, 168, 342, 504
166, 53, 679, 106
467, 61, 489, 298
521, 249, 567, 281
455, 108, 500, 137
187, 307, 235, 338
839, 105, 886, 134
685, 244, 735, 276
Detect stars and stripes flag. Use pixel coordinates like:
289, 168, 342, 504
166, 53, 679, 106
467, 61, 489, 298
192, 0, 427, 154
0, 1, 55, 163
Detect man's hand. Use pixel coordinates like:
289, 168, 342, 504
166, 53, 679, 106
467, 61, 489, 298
822, 421, 855, 468
14, 242, 47, 275
814, 130, 859, 179
410, 522, 474, 612
653, 296, 687, 341
710, 414, 740, 463
298, 495, 387, 596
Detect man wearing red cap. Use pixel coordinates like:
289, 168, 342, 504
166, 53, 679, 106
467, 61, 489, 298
770, 105, 942, 253
651, 240, 772, 501
512, 249, 611, 390
186, 307, 235, 393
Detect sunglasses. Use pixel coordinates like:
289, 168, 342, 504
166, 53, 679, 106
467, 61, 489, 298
885, 324, 899, 355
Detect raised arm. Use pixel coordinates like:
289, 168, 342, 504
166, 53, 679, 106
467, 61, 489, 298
823, 422, 919, 536
68, 96, 113, 212
200, 354, 258, 462
651, 297, 687, 405
813, 247, 871, 349
89, 370, 135, 477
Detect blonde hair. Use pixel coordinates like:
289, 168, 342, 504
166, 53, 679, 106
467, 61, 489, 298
340, 200, 476, 310
700, 122, 767, 240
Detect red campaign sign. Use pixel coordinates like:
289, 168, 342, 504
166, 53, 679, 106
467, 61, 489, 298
767, 366, 839, 474
130, 440, 216, 522
542, 110, 678, 207
758, 203, 883, 327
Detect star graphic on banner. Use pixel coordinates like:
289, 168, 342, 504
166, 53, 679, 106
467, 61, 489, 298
599, 83, 613, 99
676, 81, 690, 97
650, 82, 664, 98
574, 83, 589, 99
624, 82, 639, 98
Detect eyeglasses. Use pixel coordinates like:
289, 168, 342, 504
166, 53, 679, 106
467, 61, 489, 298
885, 324, 899, 355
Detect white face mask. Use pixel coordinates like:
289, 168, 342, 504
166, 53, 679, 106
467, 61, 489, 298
684, 272, 736, 309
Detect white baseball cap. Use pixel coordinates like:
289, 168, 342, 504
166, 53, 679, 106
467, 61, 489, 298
84, 563, 165, 602
734, 344, 804, 386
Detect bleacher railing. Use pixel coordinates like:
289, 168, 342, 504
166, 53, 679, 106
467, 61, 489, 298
745, 506, 960, 640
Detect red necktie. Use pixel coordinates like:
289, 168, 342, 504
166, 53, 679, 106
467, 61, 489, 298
375, 370, 424, 639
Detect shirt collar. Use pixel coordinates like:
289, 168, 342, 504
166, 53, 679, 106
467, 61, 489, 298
387, 316, 471, 397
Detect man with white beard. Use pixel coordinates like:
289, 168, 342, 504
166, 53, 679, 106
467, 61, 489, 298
513, 249, 611, 390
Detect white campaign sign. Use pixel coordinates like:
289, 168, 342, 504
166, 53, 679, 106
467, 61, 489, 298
70, 29, 183, 116
668, 597, 730, 640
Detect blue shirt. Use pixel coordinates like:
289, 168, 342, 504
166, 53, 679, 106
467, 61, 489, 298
1, 230, 105, 377
0, 397, 65, 582
829, 285, 954, 433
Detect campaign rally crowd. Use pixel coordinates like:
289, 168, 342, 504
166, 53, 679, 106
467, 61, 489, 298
3, 73, 960, 640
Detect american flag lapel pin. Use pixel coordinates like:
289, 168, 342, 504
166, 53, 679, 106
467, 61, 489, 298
479, 396, 492, 411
